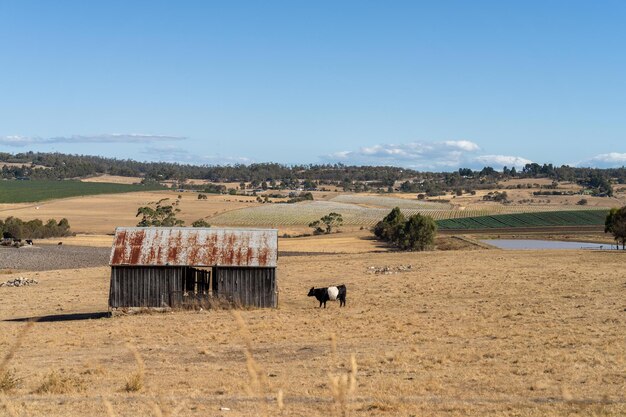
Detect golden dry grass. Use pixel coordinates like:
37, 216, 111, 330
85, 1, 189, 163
279, 231, 386, 253
1, 186, 623, 237
39, 234, 116, 247
1, 247, 625, 416
80, 175, 143, 184
33, 230, 480, 253
0, 191, 260, 234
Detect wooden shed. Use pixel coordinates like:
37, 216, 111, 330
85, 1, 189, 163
108, 227, 278, 309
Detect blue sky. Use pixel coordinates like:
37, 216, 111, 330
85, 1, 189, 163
1, 1, 625, 170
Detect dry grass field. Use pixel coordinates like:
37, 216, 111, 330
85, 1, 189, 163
0, 191, 260, 234
1, 186, 625, 416
1, 187, 623, 235
81, 175, 144, 185
1, 245, 625, 417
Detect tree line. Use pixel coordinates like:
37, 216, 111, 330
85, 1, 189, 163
1, 151, 625, 195
0, 216, 73, 239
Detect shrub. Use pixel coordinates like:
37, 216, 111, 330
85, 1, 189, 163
0, 369, 19, 392
203, 184, 227, 194
136, 198, 184, 227
287, 192, 314, 204
605, 206, 626, 249
577, 198, 588, 205
396, 214, 437, 251
124, 372, 144, 392
309, 212, 343, 235
373, 207, 405, 242
35, 371, 86, 394
191, 219, 211, 227
482, 191, 509, 203
373, 207, 436, 251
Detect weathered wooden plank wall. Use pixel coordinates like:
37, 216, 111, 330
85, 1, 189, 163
109, 266, 184, 308
109, 266, 277, 308
213, 267, 277, 308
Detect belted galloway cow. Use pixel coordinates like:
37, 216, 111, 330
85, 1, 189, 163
307, 285, 347, 308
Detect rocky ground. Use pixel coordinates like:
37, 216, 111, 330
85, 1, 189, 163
0, 245, 110, 271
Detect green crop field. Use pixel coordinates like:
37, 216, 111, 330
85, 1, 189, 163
436, 209, 609, 230
0, 180, 165, 203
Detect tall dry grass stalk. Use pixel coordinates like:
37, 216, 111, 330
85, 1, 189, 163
328, 354, 358, 416
0, 321, 34, 417
103, 399, 116, 417
0, 369, 19, 393
232, 310, 282, 415
0, 322, 34, 375
110, 345, 184, 417
124, 344, 145, 392
152, 396, 186, 417
277, 389, 284, 410
330, 332, 337, 358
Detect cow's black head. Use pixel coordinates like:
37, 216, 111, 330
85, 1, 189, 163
307, 287, 316, 297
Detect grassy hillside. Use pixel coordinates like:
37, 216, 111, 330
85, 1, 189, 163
436, 209, 609, 230
0, 180, 165, 203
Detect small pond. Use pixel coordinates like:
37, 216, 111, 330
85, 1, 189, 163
481, 239, 614, 250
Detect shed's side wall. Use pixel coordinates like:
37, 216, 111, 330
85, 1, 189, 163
214, 267, 277, 308
109, 266, 184, 308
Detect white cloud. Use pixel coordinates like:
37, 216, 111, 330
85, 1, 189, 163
472, 154, 533, 168
0, 133, 186, 147
143, 145, 252, 165
322, 140, 531, 170
444, 140, 480, 152
591, 152, 626, 164
324, 140, 480, 169
572, 152, 626, 168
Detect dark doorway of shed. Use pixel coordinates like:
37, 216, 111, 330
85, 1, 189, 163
181, 266, 213, 308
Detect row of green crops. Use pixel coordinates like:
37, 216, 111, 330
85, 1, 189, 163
436, 209, 609, 230
0, 180, 165, 203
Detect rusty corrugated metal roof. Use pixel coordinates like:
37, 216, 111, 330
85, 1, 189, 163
109, 227, 278, 267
